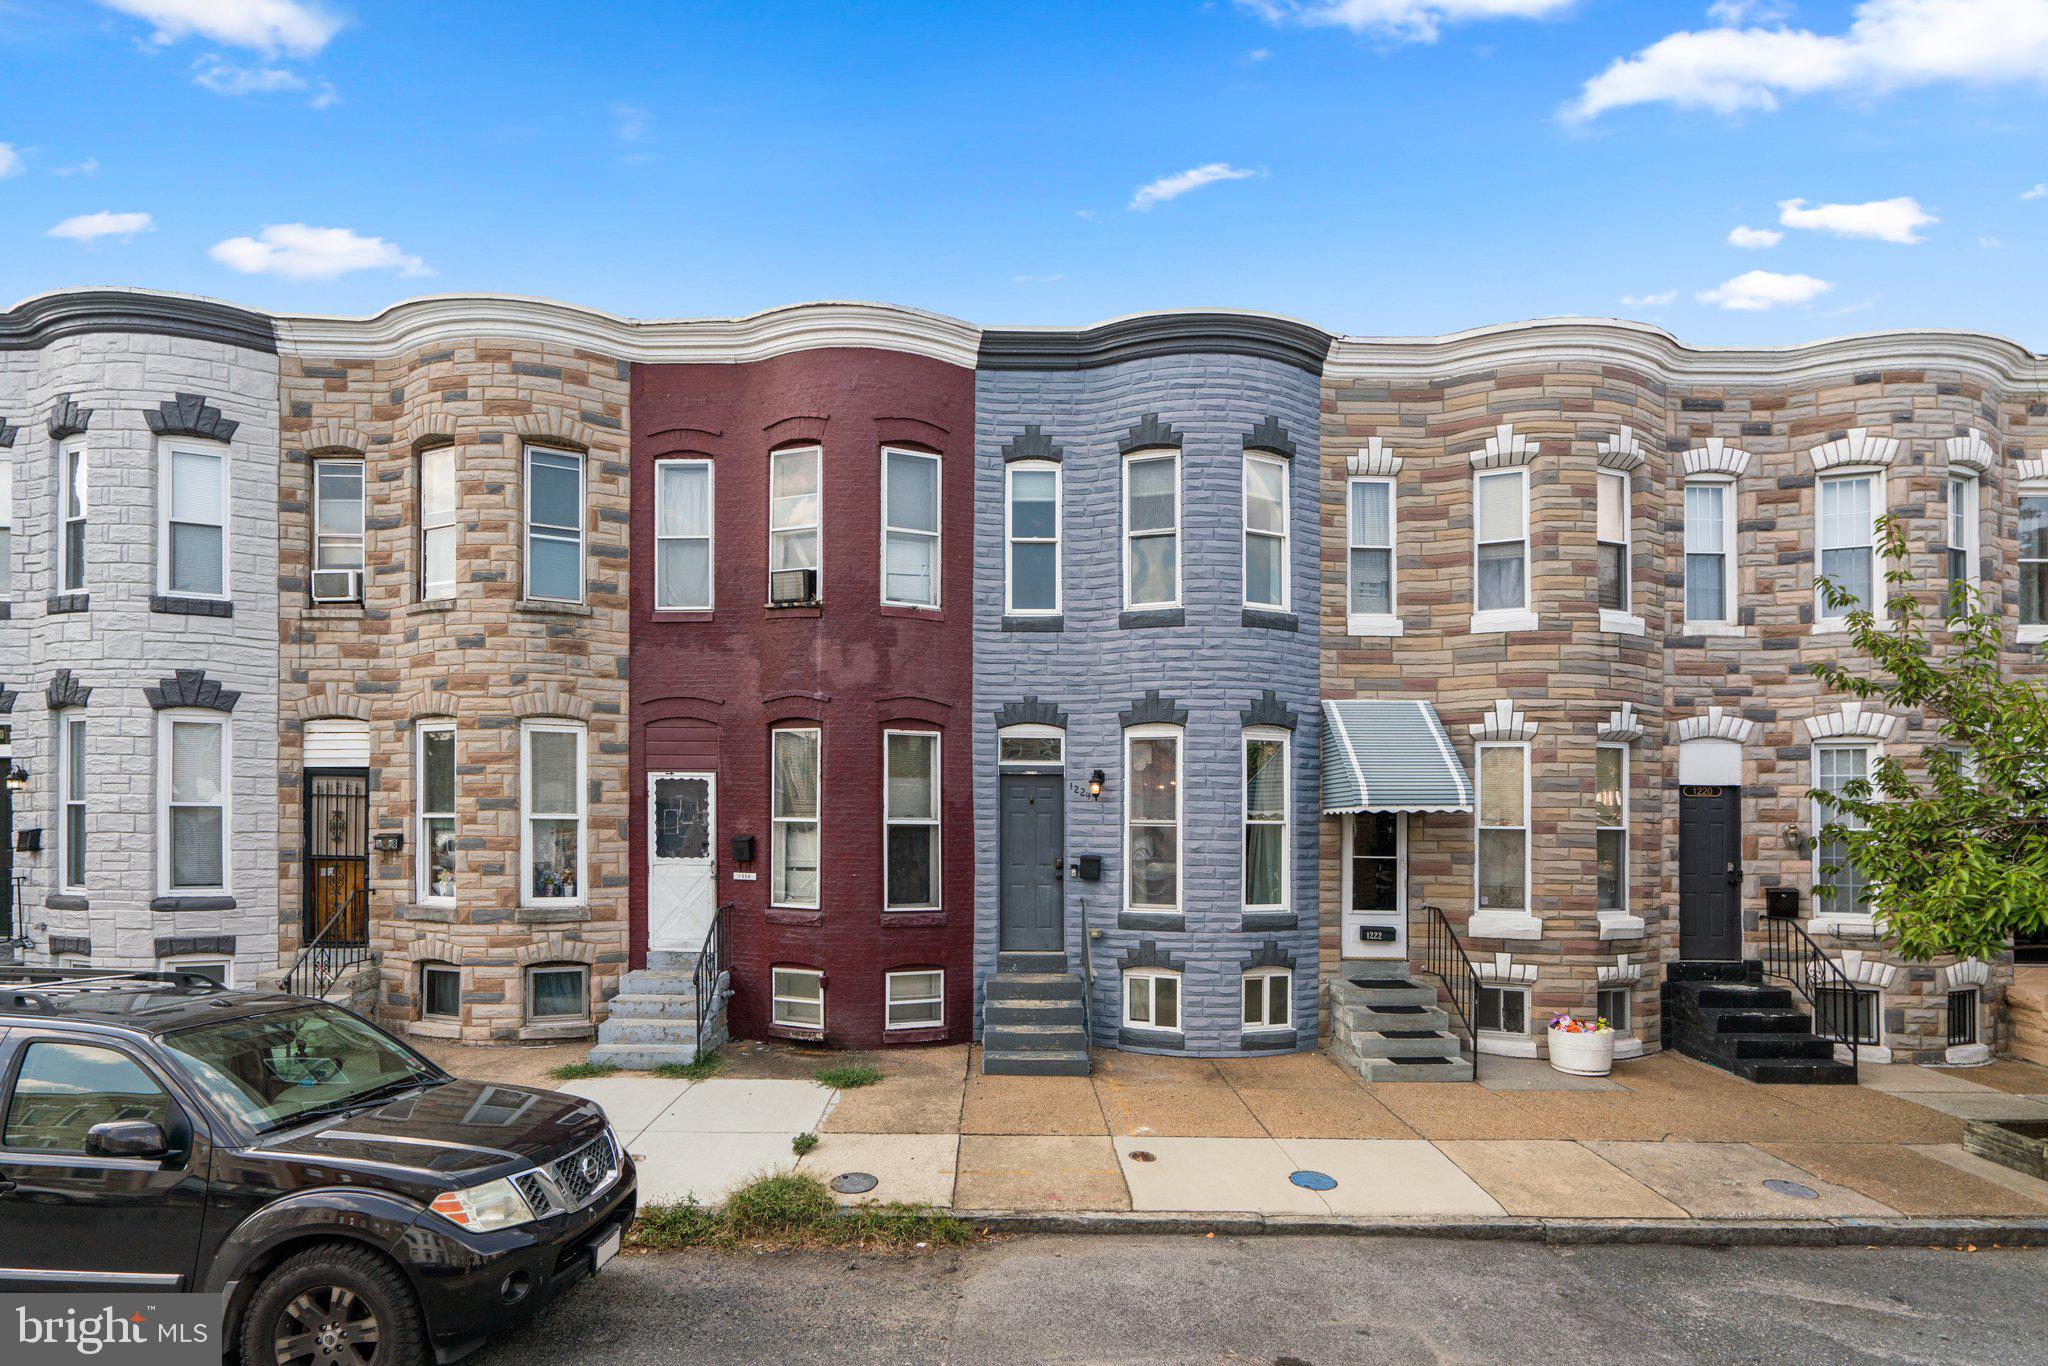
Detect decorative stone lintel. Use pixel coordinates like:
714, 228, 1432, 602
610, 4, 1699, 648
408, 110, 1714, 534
1943, 959, 1991, 991
1672, 706, 1756, 746
995, 697, 1067, 730
46, 669, 91, 709
1117, 413, 1182, 454
1467, 422, 1540, 470
1468, 699, 1536, 743
1000, 424, 1062, 463
2018, 456, 2048, 484
1945, 429, 2000, 473
1119, 689, 1188, 729
1597, 702, 1644, 744
1802, 701, 1901, 742
1596, 427, 1647, 472
1809, 427, 1901, 472
146, 393, 238, 443
48, 394, 92, 440
145, 669, 241, 713
1345, 437, 1402, 477
1474, 950, 1540, 982
1823, 948, 1898, 989
1240, 689, 1296, 731
1241, 415, 1296, 459
1596, 954, 1644, 985
1681, 438, 1750, 478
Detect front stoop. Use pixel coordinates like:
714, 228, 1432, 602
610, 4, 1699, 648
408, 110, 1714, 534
1329, 961, 1474, 1082
588, 949, 730, 1069
1661, 960, 1855, 1084
982, 951, 1092, 1076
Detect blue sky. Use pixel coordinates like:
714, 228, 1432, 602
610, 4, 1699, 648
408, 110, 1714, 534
1, 1, 2046, 345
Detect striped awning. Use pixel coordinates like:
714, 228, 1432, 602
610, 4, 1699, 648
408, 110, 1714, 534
1321, 699, 1474, 815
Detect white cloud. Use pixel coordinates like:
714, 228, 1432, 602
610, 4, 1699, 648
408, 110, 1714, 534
1778, 195, 1936, 243
1128, 162, 1261, 211
48, 211, 155, 243
193, 55, 304, 94
2023, 182, 2048, 199
0, 144, 21, 179
1011, 273, 1067, 284
1620, 290, 1679, 306
1708, 0, 1793, 20
99, 0, 343, 57
1727, 224, 1784, 248
209, 224, 432, 280
1246, 47, 1272, 60
54, 157, 101, 178
1567, 0, 2048, 122
1697, 269, 1832, 310
610, 103, 652, 144
1980, 235, 2004, 246
1238, 0, 1575, 43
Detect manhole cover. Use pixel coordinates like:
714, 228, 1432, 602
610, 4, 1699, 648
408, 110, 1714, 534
1763, 1179, 1818, 1199
831, 1172, 878, 1194
1128, 1150, 1157, 1163
1289, 1170, 1337, 1191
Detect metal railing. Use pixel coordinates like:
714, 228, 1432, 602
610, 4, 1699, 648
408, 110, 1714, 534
281, 901, 374, 1001
1077, 895, 1094, 1043
1421, 904, 1482, 1083
694, 903, 732, 1048
1759, 907, 1860, 1082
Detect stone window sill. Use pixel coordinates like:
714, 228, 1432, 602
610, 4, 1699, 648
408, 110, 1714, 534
515, 1020, 594, 1042
1469, 608, 1539, 635
1118, 910, 1185, 932
1119, 1026, 1185, 1050
1467, 909, 1543, 940
881, 910, 946, 928
1241, 608, 1299, 631
402, 599, 457, 617
1348, 613, 1403, 637
153, 895, 236, 912
2019, 625, 2048, 646
1596, 911, 1646, 941
46, 593, 89, 615
1240, 910, 1298, 932
404, 1020, 464, 1040
1598, 610, 1646, 637
1807, 914, 1881, 940
305, 603, 367, 621
766, 907, 823, 927
1684, 621, 1747, 639
879, 602, 943, 621
517, 598, 593, 617
882, 1025, 950, 1046
652, 608, 715, 623
45, 893, 90, 911
152, 594, 234, 618
516, 903, 590, 923
1002, 614, 1064, 633
399, 902, 458, 923
1118, 607, 1184, 629
1239, 1028, 1299, 1052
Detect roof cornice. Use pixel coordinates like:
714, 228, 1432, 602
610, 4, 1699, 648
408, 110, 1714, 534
979, 309, 1332, 373
272, 294, 982, 368
0, 287, 276, 354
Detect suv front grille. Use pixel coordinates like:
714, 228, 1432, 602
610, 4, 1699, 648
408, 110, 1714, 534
514, 1172, 556, 1217
551, 1132, 617, 1207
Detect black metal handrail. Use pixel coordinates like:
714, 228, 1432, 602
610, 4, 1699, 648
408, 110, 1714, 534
282, 901, 373, 1000
1421, 904, 1482, 1083
1759, 908, 1860, 1081
1077, 894, 1093, 1043
693, 903, 732, 1048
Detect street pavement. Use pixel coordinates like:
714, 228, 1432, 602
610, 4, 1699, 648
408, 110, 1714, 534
467, 1235, 2047, 1364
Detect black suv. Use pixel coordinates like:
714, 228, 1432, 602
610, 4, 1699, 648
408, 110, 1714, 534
0, 970, 636, 1365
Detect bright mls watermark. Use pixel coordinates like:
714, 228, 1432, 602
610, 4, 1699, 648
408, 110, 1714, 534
2, 1295, 218, 1366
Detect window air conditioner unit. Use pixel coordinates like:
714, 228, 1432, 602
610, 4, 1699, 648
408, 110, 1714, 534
311, 570, 361, 604
769, 568, 818, 606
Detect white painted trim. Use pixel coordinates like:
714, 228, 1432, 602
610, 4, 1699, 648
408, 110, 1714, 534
156, 710, 232, 897
1241, 450, 1290, 612
1597, 467, 1633, 618
1241, 726, 1291, 916
1672, 707, 1756, 746
1122, 968, 1184, 1033
1945, 429, 2000, 473
1124, 723, 1185, 916
881, 729, 941, 911
1473, 740, 1533, 932
1122, 448, 1182, 611
1681, 440, 1751, 479
1596, 427, 1647, 472
881, 447, 941, 609
523, 444, 585, 605
652, 457, 715, 611
1345, 473, 1397, 626
59, 437, 87, 593
1339, 811, 1408, 962
1240, 966, 1293, 1032
1467, 423, 1540, 470
156, 436, 231, 602
1809, 428, 1901, 472
884, 968, 945, 1032
1472, 467, 1530, 622
770, 726, 823, 910
768, 445, 824, 604
1346, 438, 1403, 477
519, 719, 588, 910
1813, 467, 1885, 631
416, 718, 457, 906
770, 965, 826, 1030
1003, 460, 1063, 617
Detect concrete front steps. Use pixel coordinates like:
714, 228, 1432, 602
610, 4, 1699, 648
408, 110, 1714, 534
588, 950, 730, 1069
1661, 960, 1855, 1084
982, 950, 1092, 1076
1328, 961, 1474, 1083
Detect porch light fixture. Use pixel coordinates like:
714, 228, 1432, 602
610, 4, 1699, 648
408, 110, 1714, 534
1088, 769, 1105, 799
4, 764, 26, 796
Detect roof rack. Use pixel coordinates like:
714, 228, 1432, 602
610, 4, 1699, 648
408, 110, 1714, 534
0, 968, 227, 1012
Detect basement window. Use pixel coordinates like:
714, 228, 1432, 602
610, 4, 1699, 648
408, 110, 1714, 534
1813, 986, 1880, 1046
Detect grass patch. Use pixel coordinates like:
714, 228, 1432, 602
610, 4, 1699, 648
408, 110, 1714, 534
548, 1061, 618, 1081
631, 1173, 975, 1252
814, 1064, 883, 1090
791, 1132, 819, 1156
652, 1050, 726, 1082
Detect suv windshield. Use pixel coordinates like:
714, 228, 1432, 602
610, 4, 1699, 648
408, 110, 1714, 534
162, 1004, 445, 1134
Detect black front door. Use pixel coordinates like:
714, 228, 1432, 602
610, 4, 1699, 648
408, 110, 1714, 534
999, 773, 1063, 952
1679, 785, 1743, 960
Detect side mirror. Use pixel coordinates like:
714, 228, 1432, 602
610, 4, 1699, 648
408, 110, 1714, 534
84, 1120, 171, 1160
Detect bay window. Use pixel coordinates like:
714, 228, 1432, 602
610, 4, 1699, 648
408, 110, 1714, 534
1474, 469, 1528, 617
771, 727, 821, 908
1241, 969, 1291, 1033
1243, 453, 1288, 610
1347, 476, 1395, 627
1005, 461, 1061, 615
883, 448, 940, 607
1123, 970, 1181, 1033
1816, 472, 1877, 623
421, 445, 457, 599
1476, 742, 1528, 914
159, 713, 229, 893
61, 441, 87, 593
1125, 726, 1181, 914
521, 722, 585, 904
655, 458, 714, 610
312, 458, 365, 603
1684, 481, 1733, 625
1596, 469, 1629, 613
1595, 744, 1627, 917
525, 446, 584, 603
1123, 451, 1179, 610
1243, 730, 1289, 912
417, 722, 456, 903
59, 713, 85, 890
161, 441, 227, 599
884, 730, 939, 910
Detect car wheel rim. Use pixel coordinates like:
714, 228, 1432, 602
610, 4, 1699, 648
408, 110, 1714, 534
273, 1284, 381, 1366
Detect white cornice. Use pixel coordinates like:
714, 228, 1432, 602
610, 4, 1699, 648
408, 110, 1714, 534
271, 294, 983, 368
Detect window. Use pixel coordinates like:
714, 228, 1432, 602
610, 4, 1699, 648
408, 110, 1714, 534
771, 967, 824, 1029
161, 957, 231, 987
1948, 988, 1979, 1047
1243, 731, 1289, 912
1814, 744, 1872, 922
1123, 450, 1179, 610
1684, 481, 1733, 625
525, 446, 584, 603
422, 964, 461, 1021
421, 445, 457, 600
1595, 744, 1627, 917
2024, 488, 2048, 630
1005, 461, 1060, 615
885, 969, 943, 1030
1123, 970, 1181, 1032
60, 440, 87, 593
1350, 812, 1400, 914
884, 731, 939, 910
1347, 477, 1395, 625
59, 713, 85, 891
1596, 469, 1629, 613
3, 1042, 168, 1154
1475, 985, 1529, 1035
160, 713, 228, 893
883, 448, 940, 607
161, 441, 227, 599
655, 459, 714, 610
1125, 727, 1181, 913
1476, 743, 1528, 913
521, 723, 585, 904
526, 965, 588, 1022
1597, 985, 1632, 1032
311, 458, 365, 603
1474, 469, 1528, 615
1946, 472, 1979, 608
1816, 472, 1877, 621
998, 726, 1063, 767
771, 728, 821, 908
0, 455, 11, 595
1241, 969, 1291, 1032
769, 446, 821, 587
1243, 453, 1289, 610
416, 722, 456, 903
1813, 986, 1879, 1046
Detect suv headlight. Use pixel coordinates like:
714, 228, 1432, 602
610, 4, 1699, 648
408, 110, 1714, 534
430, 1178, 537, 1232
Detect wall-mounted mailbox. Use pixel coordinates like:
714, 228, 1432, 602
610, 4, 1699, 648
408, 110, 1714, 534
1073, 855, 1103, 882
370, 832, 405, 854
1357, 924, 1397, 944
731, 835, 756, 864
1764, 885, 1800, 918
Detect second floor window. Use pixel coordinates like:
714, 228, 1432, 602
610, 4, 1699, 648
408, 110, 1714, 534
771, 727, 821, 908
769, 446, 821, 588
161, 713, 229, 893
1474, 469, 1527, 615
162, 442, 227, 599
884, 731, 939, 909
1817, 472, 1877, 621
2024, 488, 2048, 628
655, 459, 713, 610
417, 722, 456, 903
1946, 472, 1979, 607
1477, 742, 1528, 914
1684, 481, 1732, 624
883, 448, 939, 607
1596, 470, 1629, 613
525, 446, 583, 603
1347, 477, 1394, 620
1005, 462, 1060, 615
0, 456, 11, 595
1123, 450, 1179, 610
61, 441, 87, 593
312, 459, 365, 603
421, 446, 457, 600
1243, 454, 1288, 610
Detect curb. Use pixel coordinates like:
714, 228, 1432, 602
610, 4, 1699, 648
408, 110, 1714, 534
954, 1210, 2048, 1247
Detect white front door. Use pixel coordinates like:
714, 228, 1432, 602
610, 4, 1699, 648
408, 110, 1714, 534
1341, 811, 1406, 960
649, 772, 715, 954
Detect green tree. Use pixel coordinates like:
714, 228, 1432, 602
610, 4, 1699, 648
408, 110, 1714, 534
1809, 516, 2048, 962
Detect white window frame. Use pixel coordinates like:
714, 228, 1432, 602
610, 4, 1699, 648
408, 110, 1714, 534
1683, 477, 1740, 635
416, 721, 457, 905
1241, 968, 1292, 1033
1340, 811, 1407, 961
1810, 740, 1878, 935
1003, 459, 1062, 617
58, 712, 86, 892
1475, 983, 1531, 1038
1241, 451, 1290, 611
311, 457, 366, 604
1814, 469, 1884, 632
1471, 467, 1534, 632
420, 445, 458, 601
1122, 969, 1182, 1033
881, 447, 940, 608
519, 720, 587, 908
1123, 723, 1184, 916
59, 438, 87, 594
523, 445, 585, 604
0, 453, 13, 597
1241, 727, 1290, 915
1596, 984, 1632, 1033
1122, 449, 1181, 611
1813, 984, 1881, 1047
882, 729, 941, 911
156, 710, 231, 896
525, 963, 590, 1023
1945, 469, 1980, 608
884, 969, 945, 1031
1346, 474, 1399, 636
771, 966, 825, 1030
768, 444, 822, 599
1596, 468, 1641, 633
421, 962, 462, 1021
160, 956, 232, 987
997, 723, 1064, 769
1595, 742, 1629, 920
157, 437, 230, 601
1472, 740, 1536, 938
771, 726, 822, 910
653, 457, 715, 612
2024, 482, 2048, 644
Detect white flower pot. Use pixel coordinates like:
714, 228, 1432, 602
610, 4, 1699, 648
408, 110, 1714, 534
1547, 1026, 1616, 1077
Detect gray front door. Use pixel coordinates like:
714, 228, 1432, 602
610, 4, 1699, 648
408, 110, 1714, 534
999, 773, 1063, 952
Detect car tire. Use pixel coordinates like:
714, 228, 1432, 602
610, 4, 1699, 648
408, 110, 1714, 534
241, 1242, 428, 1366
